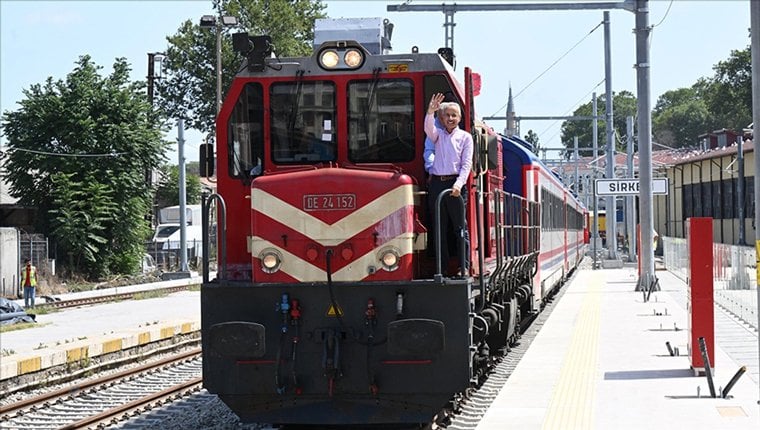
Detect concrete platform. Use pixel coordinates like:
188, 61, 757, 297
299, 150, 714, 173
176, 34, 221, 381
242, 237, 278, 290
0, 276, 202, 382
477, 267, 760, 429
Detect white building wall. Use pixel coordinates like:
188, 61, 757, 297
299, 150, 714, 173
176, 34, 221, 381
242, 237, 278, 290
0, 227, 19, 297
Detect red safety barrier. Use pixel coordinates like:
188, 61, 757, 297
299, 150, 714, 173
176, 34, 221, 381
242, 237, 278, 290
686, 217, 714, 375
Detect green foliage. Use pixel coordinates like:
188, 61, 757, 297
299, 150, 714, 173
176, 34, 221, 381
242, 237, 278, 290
49, 173, 114, 274
155, 164, 202, 208
700, 46, 752, 133
652, 87, 712, 148
1, 55, 168, 279
559, 91, 637, 157
156, 0, 327, 133
523, 129, 540, 151
651, 46, 751, 148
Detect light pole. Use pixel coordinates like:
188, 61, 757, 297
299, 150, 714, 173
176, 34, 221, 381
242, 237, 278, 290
200, 14, 238, 113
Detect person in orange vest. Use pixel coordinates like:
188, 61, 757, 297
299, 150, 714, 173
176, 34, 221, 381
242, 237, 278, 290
21, 258, 37, 309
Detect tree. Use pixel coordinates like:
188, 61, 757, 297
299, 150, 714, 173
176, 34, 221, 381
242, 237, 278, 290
700, 46, 752, 133
155, 164, 202, 208
156, 0, 327, 133
49, 172, 115, 271
524, 129, 540, 152
559, 91, 637, 157
652, 87, 712, 148
1, 56, 167, 278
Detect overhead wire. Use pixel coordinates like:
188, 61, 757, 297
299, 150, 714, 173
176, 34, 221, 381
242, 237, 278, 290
488, 20, 604, 118
5, 147, 127, 157
540, 0, 673, 156
649, 0, 675, 51
537, 78, 606, 145
651, 0, 674, 29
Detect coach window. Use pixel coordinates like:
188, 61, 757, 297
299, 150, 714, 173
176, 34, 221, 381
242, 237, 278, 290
228, 83, 264, 179
270, 81, 336, 164
348, 79, 414, 163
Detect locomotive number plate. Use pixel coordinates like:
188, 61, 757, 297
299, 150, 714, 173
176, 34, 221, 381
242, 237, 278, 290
303, 193, 356, 211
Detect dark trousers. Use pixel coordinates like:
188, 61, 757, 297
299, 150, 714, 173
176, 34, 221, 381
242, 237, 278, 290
427, 176, 468, 272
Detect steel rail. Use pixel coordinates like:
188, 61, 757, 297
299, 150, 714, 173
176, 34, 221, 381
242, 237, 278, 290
40, 284, 196, 309
0, 348, 201, 416
60, 377, 203, 430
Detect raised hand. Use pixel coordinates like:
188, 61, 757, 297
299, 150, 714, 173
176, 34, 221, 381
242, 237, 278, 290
428, 93, 445, 115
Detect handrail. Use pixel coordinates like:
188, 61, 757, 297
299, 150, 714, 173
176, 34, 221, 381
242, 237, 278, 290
202, 193, 228, 282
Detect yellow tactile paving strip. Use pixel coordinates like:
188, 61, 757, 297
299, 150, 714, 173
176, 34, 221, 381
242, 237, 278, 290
542, 272, 604, 430
1, 320, 200, 380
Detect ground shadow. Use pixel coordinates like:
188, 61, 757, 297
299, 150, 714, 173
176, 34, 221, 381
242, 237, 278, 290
604, 368, 695, 380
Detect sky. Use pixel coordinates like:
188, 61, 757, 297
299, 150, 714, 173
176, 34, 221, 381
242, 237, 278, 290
0, 0, 753, 164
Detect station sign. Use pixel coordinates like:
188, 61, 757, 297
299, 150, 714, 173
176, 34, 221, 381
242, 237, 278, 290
595, 178, 669, 196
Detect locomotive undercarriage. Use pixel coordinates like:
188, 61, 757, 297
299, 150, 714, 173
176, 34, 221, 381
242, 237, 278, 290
203, 278, 484, 425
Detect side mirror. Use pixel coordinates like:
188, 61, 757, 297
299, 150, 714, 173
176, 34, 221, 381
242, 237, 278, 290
200, 143, 215, 177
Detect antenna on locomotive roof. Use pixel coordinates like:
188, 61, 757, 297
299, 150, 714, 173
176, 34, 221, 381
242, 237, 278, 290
383, 18, 394, 51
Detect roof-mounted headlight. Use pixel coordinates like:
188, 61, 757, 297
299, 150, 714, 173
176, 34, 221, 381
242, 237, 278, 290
319, 50, 340, 69
344, 49, 363, 68
317, 43, 365, 70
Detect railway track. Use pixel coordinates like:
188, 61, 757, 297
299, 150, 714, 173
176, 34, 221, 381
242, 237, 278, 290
0, 349, 202, 429
36, 284, 196, 310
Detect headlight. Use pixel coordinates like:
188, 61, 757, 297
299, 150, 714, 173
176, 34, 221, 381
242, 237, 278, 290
317, 44, 365, 70
344, 49, 363, 68
378, 247, 400, 271
319, 50, 339, 69
260, 249, 282, 273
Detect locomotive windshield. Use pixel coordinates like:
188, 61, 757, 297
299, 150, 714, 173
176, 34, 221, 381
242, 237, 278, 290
348, 79, 414, 163
227, 83, 264, 178
270, 81, 337, 163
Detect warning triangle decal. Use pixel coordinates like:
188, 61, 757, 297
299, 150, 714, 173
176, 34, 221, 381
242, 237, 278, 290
326, 304, 344, 317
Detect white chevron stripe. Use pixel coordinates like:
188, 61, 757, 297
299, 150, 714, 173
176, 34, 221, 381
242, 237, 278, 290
252, 234, 414, 282
252, 185, 414, 246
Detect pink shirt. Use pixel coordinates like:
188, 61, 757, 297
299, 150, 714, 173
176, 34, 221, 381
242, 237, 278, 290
424, 112, 473, 191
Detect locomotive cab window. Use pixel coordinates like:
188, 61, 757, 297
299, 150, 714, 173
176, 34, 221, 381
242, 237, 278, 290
270, 81, 336, 164
228, 83, 265, 178
347, 79, 414, 163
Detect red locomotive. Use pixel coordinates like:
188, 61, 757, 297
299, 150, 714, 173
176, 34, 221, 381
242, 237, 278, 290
199, 18, 587, 425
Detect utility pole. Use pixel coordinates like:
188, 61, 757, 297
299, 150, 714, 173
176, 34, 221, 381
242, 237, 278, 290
736, 135, 746, 245
604, 11, 617, 260
592, 92, 599, 266
146, 52, 163, 226
177, 119, 189, 275
626, 116, 636, 262
634, 0, 657, 292
749, 0, 760, 405
574, 136, 579, 194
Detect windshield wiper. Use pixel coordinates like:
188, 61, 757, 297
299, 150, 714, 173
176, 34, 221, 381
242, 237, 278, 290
361, 68, 382, 146
287, 69, 305, 133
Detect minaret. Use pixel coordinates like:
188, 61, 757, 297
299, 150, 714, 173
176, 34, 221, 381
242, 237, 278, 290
505, 85, 516, 137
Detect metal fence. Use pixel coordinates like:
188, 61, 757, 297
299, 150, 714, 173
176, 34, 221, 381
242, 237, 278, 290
663, 236, 758, 330
145, 238, 217, 273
